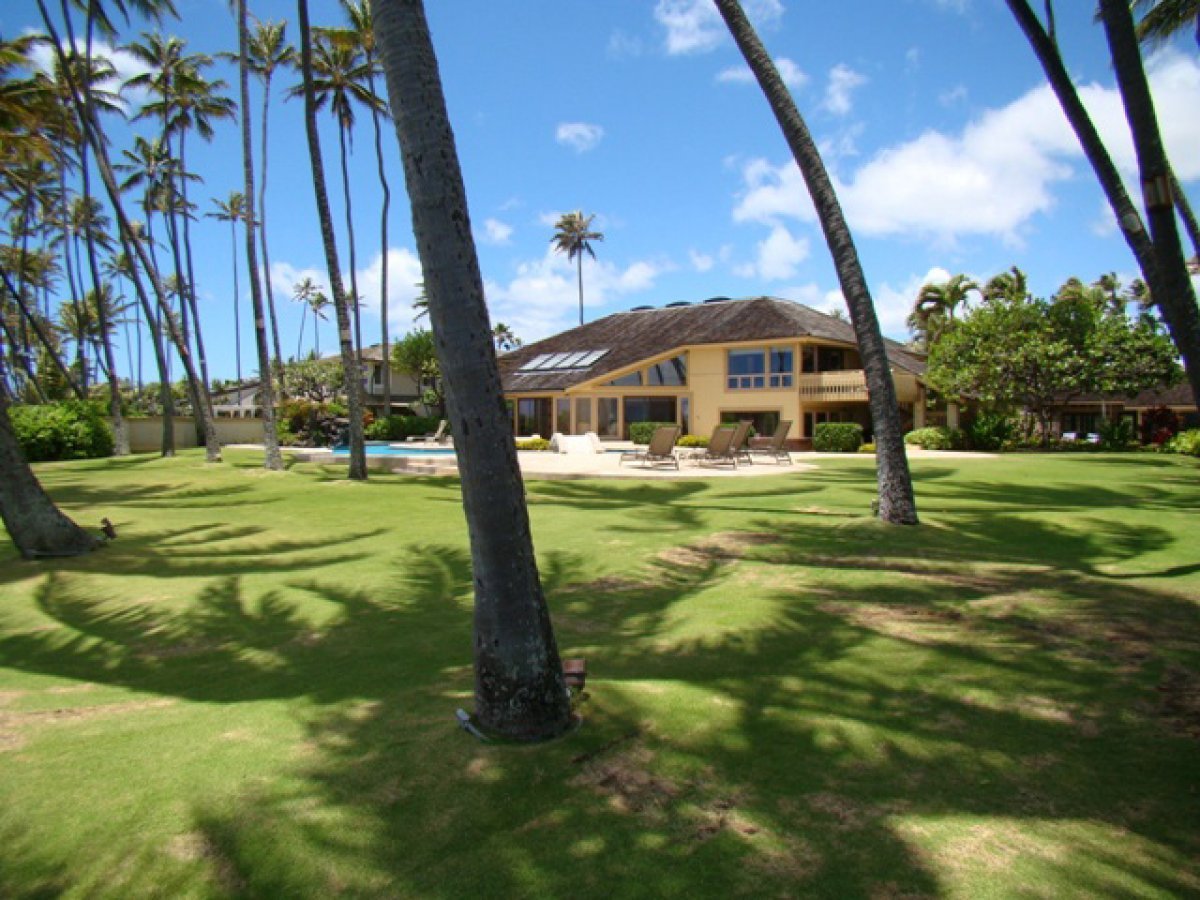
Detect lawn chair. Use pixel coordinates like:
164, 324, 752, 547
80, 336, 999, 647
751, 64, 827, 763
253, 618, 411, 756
749, 419, 793, 464
620, 424, 681, 469
698, 421, 748, 467
406, 419, 449, 443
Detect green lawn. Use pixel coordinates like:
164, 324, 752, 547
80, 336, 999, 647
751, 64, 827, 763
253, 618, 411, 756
1, 450, 1198, 898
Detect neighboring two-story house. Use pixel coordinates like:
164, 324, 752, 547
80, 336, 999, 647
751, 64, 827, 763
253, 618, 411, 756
497, 296, 929, 448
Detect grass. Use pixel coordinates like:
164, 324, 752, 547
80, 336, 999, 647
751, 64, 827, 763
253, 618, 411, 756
1, 449, 1198, 898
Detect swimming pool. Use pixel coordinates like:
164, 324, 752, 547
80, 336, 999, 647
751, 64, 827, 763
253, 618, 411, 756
330, 445, 456, 457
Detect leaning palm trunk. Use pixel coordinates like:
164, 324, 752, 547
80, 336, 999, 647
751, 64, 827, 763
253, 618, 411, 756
0, 270, 84, 399
0, 387, 99, 559
257, 61, 286, 397
237, 0, 283, 470
1006, 0, 1200, 410
1098, 0, 1200, 409
297, 0, 367, 480
1169, 167, 1200, 260
714, 0, 918, 525
367, 68, 393, 416
373, 0, 572, 741
338, 124, 365, 367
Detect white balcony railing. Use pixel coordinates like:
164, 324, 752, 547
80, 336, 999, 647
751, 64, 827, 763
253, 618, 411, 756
796, 370, 869, 401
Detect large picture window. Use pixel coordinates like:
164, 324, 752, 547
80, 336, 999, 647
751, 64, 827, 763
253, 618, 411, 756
728, 347, 792, 389
647, 355, 687, 386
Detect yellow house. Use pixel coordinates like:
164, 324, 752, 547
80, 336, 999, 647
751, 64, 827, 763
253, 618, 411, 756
498, 296, 927, 447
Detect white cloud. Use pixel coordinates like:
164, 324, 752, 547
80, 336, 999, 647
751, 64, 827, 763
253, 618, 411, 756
872, 267, 954, 339
689, 249, 715, 272
732, 51, 1200, 243
28, 35, 152, 108
555, 122, 605, 153
938, 84, 968, 107
484, 248, 669, 341
654, 0, 784, 56
823, 63, 867, 116
481, 218, 513, 246
352, 248, 426, 330
735, 224, 809, 281
716, 56, 807, 88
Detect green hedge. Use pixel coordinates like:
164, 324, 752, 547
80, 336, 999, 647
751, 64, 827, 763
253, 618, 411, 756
628, 421, 677, 445
905, 426, 966, 451
9, 400, 114, 461
364, 414, 442, 441
677, 434, 709, 448
515, 437, 550, 451
813, 422, 863, 453
1166, 428, 1200, 457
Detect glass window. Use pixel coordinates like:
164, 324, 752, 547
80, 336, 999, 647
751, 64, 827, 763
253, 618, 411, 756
575, 398, 592, 432
607, 371, 643, 387
597, 398, 619, 438
727, 349, 766, 390
769, 348, 793, 387
556, 398, 571, 435
647, 355, 687, 386
622, 397, 677, 437
680, 397, 690, 435
802, 346, 818, 373
818, 347, 845, 371
723, 410, 779, 438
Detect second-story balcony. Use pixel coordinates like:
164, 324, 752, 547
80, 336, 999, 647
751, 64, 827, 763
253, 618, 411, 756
796, 370, 869, 401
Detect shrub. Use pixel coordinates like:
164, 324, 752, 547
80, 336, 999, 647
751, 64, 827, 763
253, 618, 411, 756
905, 426, 965, 451
363, 414, 442, 442
515, 437, 550, 451
858, 442, 876, 454
813, 422, 863, 453
677, 434, 709, 448
1099, 417, 1137, 450
1166, 428, 1200, 457
628, 421, 677, 445
1140, 406, 1179, 446
966, 412, 1016, 452
278, 399, 345, 447
9, 400, 114, 462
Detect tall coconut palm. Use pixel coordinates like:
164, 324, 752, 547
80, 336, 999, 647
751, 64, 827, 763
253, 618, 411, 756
342, 0, 395, 416
245, 19, 294, 396
713, 0, 918, 525
291, 276, 319, 358
287, 26, 383, 370
1005, 0, 1200, 410
372, 0, 572, 741
551, 211, 603, 327
1132, 0, 1200, 46
296, 0, 367, 480
206, 191, 248, 384
233, 0, 283, 470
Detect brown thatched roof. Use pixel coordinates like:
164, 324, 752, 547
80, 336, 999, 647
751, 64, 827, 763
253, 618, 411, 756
1126, 382, 1197, 409
499, 296, 925, 392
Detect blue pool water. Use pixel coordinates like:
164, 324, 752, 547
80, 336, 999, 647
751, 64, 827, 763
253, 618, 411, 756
331, 445, 456, 457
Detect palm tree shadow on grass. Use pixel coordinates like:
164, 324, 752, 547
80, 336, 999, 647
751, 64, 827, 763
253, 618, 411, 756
181, 520, 1199, 897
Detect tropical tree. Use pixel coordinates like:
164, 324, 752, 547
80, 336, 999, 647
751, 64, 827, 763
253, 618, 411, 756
714, 0, 918, 525
907, 274, 978, 350
391, 328, 441, 412
296, 0, 367, 480
342, 0, 395, 417
1004, 0, 1200, 410
245, 19, 294, 395
1131, 0, 1200, 46
233, 0, 284, 471
551, 210, 603, 327
373, 0, 573, 741
206, 191, 248, 384
492, 322, 522, 353
291, 276, 319, 358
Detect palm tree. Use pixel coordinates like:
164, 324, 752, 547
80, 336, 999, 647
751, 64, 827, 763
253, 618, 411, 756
245, 19, 294, 396
1005, 0, 1200, 410
372, 0, 572, 741
341, 0, 395, 415
1132, 0, 1200, 46
233, 0, 283, 470
551, 210, 603, 327
296, 0, 367, 480
492, 322, 521, 352
907, 274, 977, 350
206, 191, 249, 384
291, 276, 319, 358
287, 26, 383, 370
713, 0, 918, 525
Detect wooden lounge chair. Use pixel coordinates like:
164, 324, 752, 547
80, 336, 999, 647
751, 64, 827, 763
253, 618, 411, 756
620, 424, 681, 469
749, 419, 793, 464
698, 421, 749, 467
407, 419, 449, 443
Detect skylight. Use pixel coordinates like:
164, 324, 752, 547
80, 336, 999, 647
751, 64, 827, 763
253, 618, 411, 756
517, 349, 609, 373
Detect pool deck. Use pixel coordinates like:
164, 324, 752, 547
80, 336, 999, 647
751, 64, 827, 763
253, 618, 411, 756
255, 442, 989, 480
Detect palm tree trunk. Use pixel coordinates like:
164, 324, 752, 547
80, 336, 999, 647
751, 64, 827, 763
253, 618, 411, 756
229, 218, 242, 384
0, 388, 99, 559
714, 0, 918, 525
576, 253, 583, 326
178, 136, 215, 406
372, 0, 572, 741
1007, 0, 1200, 410
1169, 166, 1200, 260
1099, 0, 1200, 410
0, 317, 48, 402
368, 70, 392, 417
0, 270, 84, 399
237, 0, 283, 470
298, 0, 367, 480
258, 67, 286, 397
338, 124, 365, 368
164, 197, 207, 446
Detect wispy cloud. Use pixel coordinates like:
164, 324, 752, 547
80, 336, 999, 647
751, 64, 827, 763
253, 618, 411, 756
555, 122, 605, 153
654, 0, 784, 56
823, 64, 867, 116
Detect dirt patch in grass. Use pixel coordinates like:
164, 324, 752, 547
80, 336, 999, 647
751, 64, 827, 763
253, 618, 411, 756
656, 532, 777, 570
166, 831, 246, 895
1155, 664, 1200, 740
0, 698, 175, 751
570, 743, 682, 820
819, 601, 972, 647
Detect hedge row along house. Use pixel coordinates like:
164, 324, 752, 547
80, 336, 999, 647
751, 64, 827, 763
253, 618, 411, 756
497, 296, 930, 448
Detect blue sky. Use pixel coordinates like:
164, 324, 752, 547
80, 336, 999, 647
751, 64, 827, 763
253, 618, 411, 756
7, 0, 1200, 383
